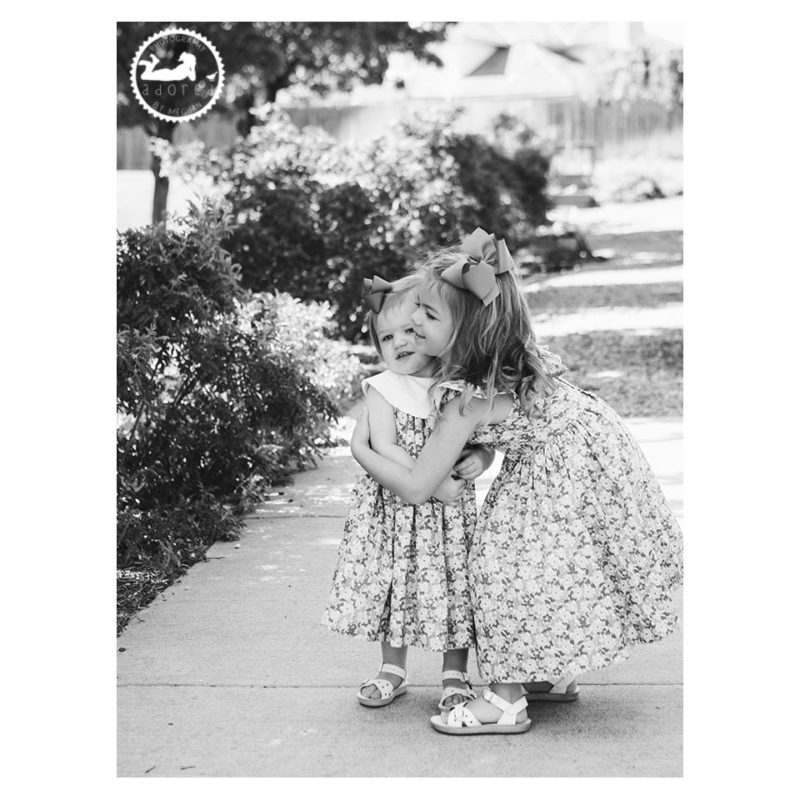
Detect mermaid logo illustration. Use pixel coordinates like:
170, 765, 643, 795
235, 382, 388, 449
130, 28, 225, 123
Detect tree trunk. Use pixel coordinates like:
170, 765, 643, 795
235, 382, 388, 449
151, 155, 169, 224
149, 120, 175, 224
235, 92, 257, 137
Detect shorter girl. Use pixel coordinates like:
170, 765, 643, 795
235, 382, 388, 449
322, 274, 494, 711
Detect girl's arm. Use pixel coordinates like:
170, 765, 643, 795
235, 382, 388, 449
363, 385, 414, 469
363, 385, 467, 504
352, 395, 509, 504
366, 387, 464, 505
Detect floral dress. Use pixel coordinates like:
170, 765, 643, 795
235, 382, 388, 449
322, 371, 476, 652
439, 353, 683, 683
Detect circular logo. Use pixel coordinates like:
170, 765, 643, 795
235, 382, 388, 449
129, 28, 225, 123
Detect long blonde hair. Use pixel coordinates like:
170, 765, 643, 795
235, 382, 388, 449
417, 247, 558, 415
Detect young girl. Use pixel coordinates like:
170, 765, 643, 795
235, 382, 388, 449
322, 274, 495, 712
350, 229, 683, 735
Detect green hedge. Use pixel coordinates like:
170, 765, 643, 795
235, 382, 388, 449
117, 204, 363, 630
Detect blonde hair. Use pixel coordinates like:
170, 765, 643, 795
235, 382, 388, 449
417, 247, 557, 415
365, 273, 422, 357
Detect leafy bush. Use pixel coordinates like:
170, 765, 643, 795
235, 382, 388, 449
117, 203, 363, 630
238, 291, 366, 412
445, 129, 550, 243
157, 108, 551, 341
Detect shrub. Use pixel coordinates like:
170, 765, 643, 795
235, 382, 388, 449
444, 124, 550, 246
247, 291, 366, 411
117, 203, 363, 630
117, 201, 241, 335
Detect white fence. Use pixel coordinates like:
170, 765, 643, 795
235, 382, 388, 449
117, 97, 682, 169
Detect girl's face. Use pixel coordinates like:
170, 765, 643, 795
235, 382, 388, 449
376, 297, 436, 377
411, 285, 455, 358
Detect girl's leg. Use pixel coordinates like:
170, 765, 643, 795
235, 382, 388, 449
359, 642, 408, 700
441, 647, 472, 708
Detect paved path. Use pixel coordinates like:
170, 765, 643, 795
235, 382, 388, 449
117, 416, 682, 777
526, 265, 683, 291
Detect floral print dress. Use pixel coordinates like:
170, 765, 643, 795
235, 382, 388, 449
439, 353, 682, 683
322, 371, 476, 652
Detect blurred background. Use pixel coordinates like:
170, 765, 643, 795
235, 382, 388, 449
118, 21, 682, 228
117, 21, 683, 630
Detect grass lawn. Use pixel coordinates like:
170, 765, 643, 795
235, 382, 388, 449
530, 281, 683, 315
527, 200, 683, 416
546, 329, 682, 417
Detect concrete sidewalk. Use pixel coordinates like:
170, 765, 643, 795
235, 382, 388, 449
117, 417, 683, 777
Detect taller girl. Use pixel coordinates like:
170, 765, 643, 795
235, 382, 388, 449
351, 228, 683, 735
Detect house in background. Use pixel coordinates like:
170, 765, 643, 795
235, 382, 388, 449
284, 21, 682, 161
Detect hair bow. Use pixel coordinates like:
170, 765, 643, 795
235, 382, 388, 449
441, 228, 517, 306
362, 275, 394, 313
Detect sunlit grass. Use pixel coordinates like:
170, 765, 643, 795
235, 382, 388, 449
529, 281, 683, 316
547, 329, 683, 416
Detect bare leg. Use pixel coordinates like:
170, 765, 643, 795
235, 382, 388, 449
441, 647, 471, 708
359, 643, 408, 700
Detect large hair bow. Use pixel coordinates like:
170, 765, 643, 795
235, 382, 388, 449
441, 228, 517, 305
362, 275, 394, 313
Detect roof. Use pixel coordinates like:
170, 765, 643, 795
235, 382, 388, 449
381, 36, 598, 100
280, 22, 680, 107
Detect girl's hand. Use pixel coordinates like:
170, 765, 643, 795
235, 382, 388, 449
433, 475, 467, 506
350, 393, 495, 506
453, 446, 493, 480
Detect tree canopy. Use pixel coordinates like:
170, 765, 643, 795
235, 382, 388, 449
595, 46, 683, 109
118, 22, 451, 133
117, 22, 451, 222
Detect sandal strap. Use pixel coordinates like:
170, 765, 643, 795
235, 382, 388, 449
483, 689, 528, 726
380, 663, 407, 679
359, 677, 396, 699
440, 685, 477, 703
443, 703, 481, 728
358, 664, 408, 699
549, 674, 576, 694
441, 670, 471, 683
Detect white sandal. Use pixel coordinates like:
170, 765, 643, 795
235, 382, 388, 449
431, 688, 531, 735
356, 663, 408, 708
525, 674, 580, 703
438, 670, 477, 711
